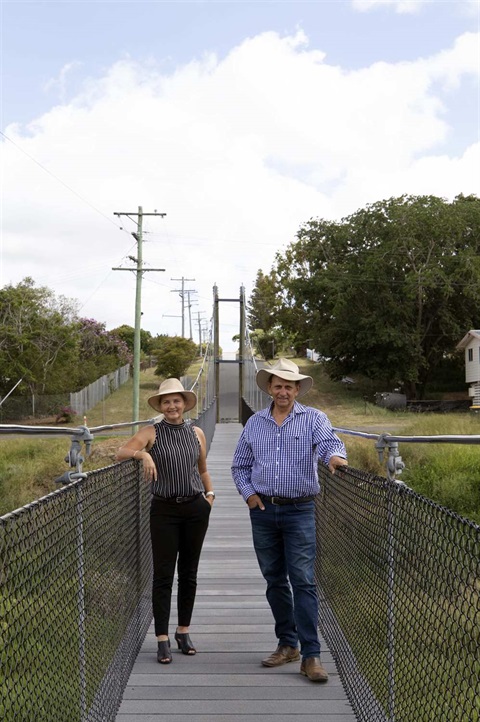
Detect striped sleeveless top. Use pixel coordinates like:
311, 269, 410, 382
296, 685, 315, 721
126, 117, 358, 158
150, 419, 203, 498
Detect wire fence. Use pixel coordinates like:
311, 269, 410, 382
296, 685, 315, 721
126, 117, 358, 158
0, 392, 70, 422
0, 365, 131, 422
316, 464, 480, 722
182, 328, 216, 424
0, 460, 151, 722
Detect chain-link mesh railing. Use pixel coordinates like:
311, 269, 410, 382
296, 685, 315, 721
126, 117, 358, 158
241, 329, 270, 418
0, 460, 152, 722
183, 327, 216, 422
316, 464, 480, 722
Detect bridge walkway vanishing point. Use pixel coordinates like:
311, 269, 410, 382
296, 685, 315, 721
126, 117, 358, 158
116, 423, 355, 721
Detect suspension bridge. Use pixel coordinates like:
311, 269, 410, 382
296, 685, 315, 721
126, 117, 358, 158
0, 287, 478, 722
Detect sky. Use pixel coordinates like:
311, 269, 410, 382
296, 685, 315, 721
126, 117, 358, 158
1, 0, 479, 352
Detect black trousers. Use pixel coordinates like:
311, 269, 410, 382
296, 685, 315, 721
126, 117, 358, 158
150, 494, 211, 636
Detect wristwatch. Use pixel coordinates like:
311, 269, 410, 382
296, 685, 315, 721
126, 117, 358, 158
205, 491, 216, 500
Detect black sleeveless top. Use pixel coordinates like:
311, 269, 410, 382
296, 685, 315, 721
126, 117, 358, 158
149, 419, 203, 498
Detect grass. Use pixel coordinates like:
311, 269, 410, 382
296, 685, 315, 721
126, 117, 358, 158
1, 359, 480, 522
0, 368, 160, 516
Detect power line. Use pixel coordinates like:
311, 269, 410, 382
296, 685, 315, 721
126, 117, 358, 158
1, 130, 127, 233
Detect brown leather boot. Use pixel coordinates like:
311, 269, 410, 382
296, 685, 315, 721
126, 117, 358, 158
300, 656, 329, 682
261, 645, 300, 667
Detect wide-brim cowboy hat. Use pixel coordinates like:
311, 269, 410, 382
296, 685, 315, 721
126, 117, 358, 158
147, 378, 197, 413
256, 358, 313, 398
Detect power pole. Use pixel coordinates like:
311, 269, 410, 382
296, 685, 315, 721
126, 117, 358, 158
185, 290, 197, 340
195, 311, 206, 353
113, 205, 166, 425
171, 277, 195, 337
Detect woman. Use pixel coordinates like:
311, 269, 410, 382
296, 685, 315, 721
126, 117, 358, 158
116, 378, 215, 664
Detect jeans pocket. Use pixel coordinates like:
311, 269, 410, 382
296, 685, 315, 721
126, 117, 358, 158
200, 494, 212, 513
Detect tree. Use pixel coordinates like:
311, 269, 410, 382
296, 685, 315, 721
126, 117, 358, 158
0, 278, 79, 396
247, 270, 281, 332
247, 270, 298, 357
110, 324, 153, 355
75, 319, 132, 389
153, 336, 198, 379
272, 194, 480, 398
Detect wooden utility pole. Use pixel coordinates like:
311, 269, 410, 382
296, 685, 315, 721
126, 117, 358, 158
185, 290, 197, 340
195, 311, 206, 352
113, 205, 166, 425
171, 277, 195, 337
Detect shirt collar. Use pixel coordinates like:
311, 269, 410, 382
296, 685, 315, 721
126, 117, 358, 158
258, 400, 306, 421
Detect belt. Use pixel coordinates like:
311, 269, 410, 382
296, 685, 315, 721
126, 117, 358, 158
258, 494, 316, 506
153, 493, 202, 504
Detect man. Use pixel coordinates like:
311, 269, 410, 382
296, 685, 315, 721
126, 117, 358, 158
231, 358, 347, 682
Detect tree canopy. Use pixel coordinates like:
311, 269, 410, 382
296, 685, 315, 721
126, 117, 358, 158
0, 278, 78, 396
153, 336, 198, 379
110, 324, 154, 355
248, 194, 480, 398
0, 278, 132, 398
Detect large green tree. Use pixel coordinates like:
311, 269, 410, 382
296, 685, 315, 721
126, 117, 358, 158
74, 318, 132, 389
0, 279, 133, 400
271, 194, 480, 398
0, 278, 79, 396
110, 324, 153, 355
153, 336, 198, 379
247, 270, 301, 357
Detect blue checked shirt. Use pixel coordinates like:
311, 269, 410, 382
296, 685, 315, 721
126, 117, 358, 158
231, 401, 347, 501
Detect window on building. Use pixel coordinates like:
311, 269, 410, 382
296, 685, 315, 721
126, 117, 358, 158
468, 348, 473, 361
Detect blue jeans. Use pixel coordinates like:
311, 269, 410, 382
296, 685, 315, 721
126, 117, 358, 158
249, 500, 320, 659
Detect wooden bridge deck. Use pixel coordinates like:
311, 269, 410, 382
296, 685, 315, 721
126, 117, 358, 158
116, 423, 355, 721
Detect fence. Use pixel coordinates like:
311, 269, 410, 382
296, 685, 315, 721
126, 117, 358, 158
0, 365, 131, 422
182, 329, 216, 424
0, 460, 151, 722
316, 464, 480, 722
0, 392, 70, 422
70, 364, 131, 417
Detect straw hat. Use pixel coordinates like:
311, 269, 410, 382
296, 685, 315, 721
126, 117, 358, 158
256, 357, 313, 398
147, 378, 197, 413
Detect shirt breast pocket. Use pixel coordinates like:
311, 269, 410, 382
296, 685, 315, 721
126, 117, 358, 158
283, 435, 310, 465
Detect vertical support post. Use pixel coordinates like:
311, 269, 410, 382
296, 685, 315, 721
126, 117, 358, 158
386, 482, 396, 722
239, 285, 245, 422
213, 285, 220, 422
375, 434, 404, 722
76, 483, 87, 720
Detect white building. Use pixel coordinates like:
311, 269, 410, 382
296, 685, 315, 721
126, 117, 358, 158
456, 330, 480, 408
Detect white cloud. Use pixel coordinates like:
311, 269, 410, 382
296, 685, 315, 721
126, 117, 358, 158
43, 61, 83, 102
352, 0, 479, 15
352, 0, 426, 13
2, 29, 479, 349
